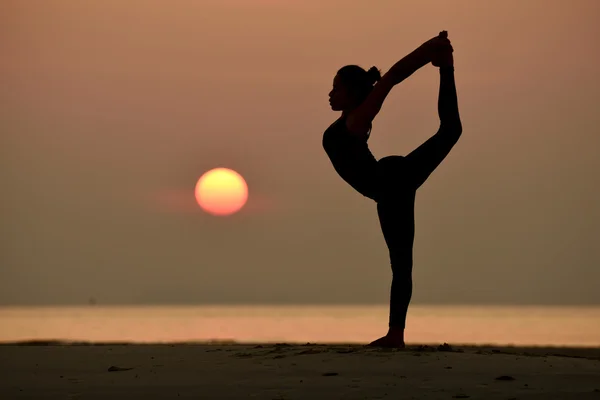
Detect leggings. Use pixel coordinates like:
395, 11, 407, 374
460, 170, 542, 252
374, 67, 463, 329
375, 155, 416, 329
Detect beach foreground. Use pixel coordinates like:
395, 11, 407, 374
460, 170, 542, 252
1, 342, 599, 399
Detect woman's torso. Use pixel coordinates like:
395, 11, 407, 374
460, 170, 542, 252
322, 116, 380, 200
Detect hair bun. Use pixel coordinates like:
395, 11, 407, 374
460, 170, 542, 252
366, 66, 381, 85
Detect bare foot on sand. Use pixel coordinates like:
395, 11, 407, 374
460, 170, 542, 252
367, 335, 406, 348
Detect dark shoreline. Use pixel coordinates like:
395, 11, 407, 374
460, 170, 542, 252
2, 340, 600, 361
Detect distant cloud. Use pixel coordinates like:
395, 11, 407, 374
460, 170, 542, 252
148, 188, 280, 215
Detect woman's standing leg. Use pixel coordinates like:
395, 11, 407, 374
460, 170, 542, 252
380, 201, 415, 322
369, 158, 416, 348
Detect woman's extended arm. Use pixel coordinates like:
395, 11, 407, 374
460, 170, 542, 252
346, 32, 448, 136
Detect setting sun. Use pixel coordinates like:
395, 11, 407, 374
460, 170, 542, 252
195, 168, 248, 216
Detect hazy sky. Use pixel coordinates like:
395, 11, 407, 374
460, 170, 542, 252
2, 0, 599, 306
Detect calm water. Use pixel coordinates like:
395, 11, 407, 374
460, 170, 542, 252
1, 305, 599, 347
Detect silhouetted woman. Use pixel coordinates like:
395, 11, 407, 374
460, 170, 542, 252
322, 31, 462, 347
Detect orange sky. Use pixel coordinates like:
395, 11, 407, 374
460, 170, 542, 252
2, 0, 600, 305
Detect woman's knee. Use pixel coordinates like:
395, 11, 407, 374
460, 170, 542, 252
389, 254, 413, 273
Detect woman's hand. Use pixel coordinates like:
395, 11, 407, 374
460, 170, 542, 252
383, 31, 451, 88
416, 31, 450, 64
431, 32, 454, 68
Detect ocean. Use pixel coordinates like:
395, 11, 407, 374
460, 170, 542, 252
1, 305, 599, 347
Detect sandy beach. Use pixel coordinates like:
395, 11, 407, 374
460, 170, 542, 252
1, 342, 599, 399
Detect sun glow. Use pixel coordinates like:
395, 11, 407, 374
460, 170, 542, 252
195, 168, 248, 216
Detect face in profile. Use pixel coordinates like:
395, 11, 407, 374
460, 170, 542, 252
328, 74, 355, 112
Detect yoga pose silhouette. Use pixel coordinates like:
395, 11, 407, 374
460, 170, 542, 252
322, 31, 462, 348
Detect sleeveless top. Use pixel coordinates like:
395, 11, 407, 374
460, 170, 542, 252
322, 116, 379, 200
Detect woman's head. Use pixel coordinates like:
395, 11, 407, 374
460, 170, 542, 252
329, 65, 381, 111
